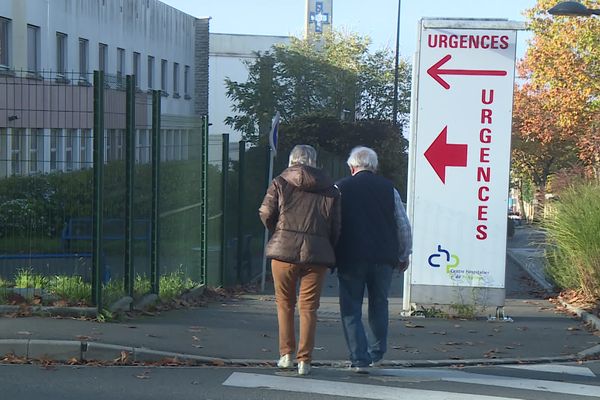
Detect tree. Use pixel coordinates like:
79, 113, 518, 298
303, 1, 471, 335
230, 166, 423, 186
512, 78, 579, 219
269, 115, 409, 197
224, 30, 412, 144
523, 0, 600, 179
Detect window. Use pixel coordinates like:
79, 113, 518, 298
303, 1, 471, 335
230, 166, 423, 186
65, 129, 75, 171
184, 65, 190, 98
11, 129, 24, 175
133, 52, 140, 88
29, 129, 43, 173
0, 17, 10, 68
80, 129, 91, 168
117, 47, 125, 88
50, 129, 60, 171
173, 62, 179, 97
147, 56, 154, 89
79, 38, 89, 80
98, 43, 107, 72
56, 32, 68, 75
27, 25, 40, 73
161, 59, 167, 93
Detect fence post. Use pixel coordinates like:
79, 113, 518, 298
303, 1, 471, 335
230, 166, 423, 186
92, 71, 105, 309
150, 90, 161, 295
220, 134, 229, 287
124, 75, 135, 299
236, 140, 246, 284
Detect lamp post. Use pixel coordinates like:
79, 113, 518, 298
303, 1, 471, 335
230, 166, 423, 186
548, 1, 600, 16
392, 0, 401, 127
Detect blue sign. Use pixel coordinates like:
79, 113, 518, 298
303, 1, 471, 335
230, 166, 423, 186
309, 1, 330, 33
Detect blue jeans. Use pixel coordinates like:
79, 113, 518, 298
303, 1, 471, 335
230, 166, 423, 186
338, 263, 394, 367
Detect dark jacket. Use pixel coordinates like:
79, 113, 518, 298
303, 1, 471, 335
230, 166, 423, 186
259, 165, 341, 266
335, 170, 399, 266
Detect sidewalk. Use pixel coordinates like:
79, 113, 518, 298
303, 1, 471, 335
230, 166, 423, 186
1, 225, 599, 367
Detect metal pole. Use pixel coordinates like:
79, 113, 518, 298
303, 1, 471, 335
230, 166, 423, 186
220, 134, 229, 287
236, 140, 246, 284
124, 75, 135, 299
150, 90, 161, 295
92, 71, 105, 309
392, 0, 402, 127
260, 145, 274, 292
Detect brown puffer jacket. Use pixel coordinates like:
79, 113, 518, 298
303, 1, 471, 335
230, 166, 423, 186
259, 164, 341, 266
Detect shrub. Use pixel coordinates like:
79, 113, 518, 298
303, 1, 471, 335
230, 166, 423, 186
544, 182, 600, 299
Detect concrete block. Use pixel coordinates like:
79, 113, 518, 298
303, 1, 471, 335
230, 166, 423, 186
133, 294, 159, 311
0, 339, 29, 358
108, 296, 134, 313
27, 340, 81, 361
83, 342, 133, 362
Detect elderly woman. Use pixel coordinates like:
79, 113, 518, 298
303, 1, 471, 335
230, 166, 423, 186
259, 144, 341, 375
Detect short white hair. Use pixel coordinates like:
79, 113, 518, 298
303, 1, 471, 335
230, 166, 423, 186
347, 146, 378, 172
288, 144, 317, 167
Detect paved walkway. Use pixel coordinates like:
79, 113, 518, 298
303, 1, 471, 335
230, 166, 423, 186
1, 225, 599, 366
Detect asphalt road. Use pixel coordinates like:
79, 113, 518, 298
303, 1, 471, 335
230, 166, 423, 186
2, 361, 599, 400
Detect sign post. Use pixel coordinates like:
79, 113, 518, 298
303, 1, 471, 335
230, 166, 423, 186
405, 19, 526, 311
261, 111, 280, 292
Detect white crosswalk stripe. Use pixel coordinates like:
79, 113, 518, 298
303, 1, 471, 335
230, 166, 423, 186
501, 363, 597, 377
223, 372, 522, 400
223, 363, 600, 399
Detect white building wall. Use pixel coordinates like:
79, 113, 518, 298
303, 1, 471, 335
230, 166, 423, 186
209, 33, 290, 142
0, 0, 199, 117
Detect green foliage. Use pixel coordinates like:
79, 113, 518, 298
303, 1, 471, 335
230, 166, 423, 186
417, 305, 448, 318
47, 275, 91, 304
544, 182, 600, 299
449, 303, 476, 319
272, 115, 409, 195
159, 267, 196, 301
134, 275, 151, 297
225, 30, 411, 144
14, 268, 49, 289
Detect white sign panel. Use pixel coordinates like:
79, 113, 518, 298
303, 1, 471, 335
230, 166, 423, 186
409, 20, 518, 290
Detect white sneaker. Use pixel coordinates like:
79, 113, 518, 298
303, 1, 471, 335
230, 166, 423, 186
351, 366, 369, 374
370, 360, 383, 367
277, 354, 293, 369
298, 361, 311, 375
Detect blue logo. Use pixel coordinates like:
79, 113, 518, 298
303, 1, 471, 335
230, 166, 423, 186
428, 244, 460, 274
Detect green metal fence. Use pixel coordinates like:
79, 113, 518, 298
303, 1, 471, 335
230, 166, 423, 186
0, 70, 208, 311
0, 69, 348, 310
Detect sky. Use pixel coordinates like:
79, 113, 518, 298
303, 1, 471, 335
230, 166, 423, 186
160, 0, 537, 59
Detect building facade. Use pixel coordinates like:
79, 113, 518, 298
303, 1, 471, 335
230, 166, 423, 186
209, 33, 289, 143
0, 0, 209, 177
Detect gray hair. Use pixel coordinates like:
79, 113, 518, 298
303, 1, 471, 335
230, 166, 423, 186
288, 144, 317, 167
347, 146, 378, 172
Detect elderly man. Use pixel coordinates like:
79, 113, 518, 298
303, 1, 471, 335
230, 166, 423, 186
335, 146, 412, 373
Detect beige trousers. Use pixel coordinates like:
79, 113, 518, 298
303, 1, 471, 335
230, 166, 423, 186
271, 259, 328, 362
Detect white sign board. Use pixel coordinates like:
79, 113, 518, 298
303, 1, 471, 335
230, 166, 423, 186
407, 19, 519, 300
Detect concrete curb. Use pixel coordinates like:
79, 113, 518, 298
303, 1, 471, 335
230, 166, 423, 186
506, 249, 554, 292
2, 339, 599, 367
0, 305, 97, 318
557, 298, 600, 332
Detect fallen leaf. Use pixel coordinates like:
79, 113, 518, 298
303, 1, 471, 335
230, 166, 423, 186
17, 331, 32, 336
429, 331, 447, 335
405, 323, 425, 328
567, 326, 580, 331
192, 344, 203, 348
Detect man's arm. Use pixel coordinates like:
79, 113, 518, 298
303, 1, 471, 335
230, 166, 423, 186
394, 189, 412, 270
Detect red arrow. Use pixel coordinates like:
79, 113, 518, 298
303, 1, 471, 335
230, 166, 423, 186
427, 54, 507, 90
424, 126, 468, 184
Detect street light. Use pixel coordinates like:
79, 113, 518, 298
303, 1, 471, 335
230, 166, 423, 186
392, 0, 401, 127
548, 1, 600, 16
